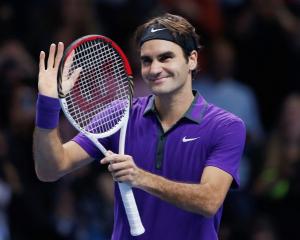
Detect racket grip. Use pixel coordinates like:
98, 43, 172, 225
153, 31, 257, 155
118, 182, 145, 236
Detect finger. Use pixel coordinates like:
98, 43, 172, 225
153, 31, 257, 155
113, 175, 132, 184
39, 51, 45, 71
54, 42, 64, 69
61, 67, 81, 95
100, 154, 114, 165
69, 67, 81, 84
108, 161, 130, 172
101, 156, 116, 165
62, 50, 75, 80
47, 43, 56, 69
106, 150, 114, 155
108, 155, 130, 165
100, 151, 114, 164
113, 169, 133, 179
101, 153, 122, 164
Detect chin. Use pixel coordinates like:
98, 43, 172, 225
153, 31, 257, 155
147, 81, 182, 96
150, 87, 175, 96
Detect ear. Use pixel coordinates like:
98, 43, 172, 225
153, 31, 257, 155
188, 50, 198, 71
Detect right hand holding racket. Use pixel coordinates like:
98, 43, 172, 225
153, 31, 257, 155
101, 151, 143, 187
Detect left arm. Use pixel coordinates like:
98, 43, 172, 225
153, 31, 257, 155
101, 153, 233, 217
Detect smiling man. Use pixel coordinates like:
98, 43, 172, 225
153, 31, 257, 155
33, 13, 246, 240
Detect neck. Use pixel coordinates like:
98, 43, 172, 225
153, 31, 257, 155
154, 89, 194, 131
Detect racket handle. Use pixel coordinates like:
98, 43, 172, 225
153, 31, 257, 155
118, 182, 145, 236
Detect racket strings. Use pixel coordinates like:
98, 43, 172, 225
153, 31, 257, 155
72, 42, 128, 99
63, 39, 130, 134
65, 66, 128, 110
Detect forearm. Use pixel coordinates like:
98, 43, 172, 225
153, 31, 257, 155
102, 154, 231, 216
136, 169, 221, 217
34, 42, 88, 181
33, 127, 67, 181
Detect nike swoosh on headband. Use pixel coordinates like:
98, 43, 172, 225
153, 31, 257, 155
150, 27, 167, 33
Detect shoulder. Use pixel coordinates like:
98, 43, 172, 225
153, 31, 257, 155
132, 96, 151, 107
130, 95, 153, 114
206, 103, 244, 123
204, 103, 246, 135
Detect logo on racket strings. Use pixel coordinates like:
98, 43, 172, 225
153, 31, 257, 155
71, 60, 118, 113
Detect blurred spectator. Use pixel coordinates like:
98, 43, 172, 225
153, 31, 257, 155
53, 186, 77, 240
0, 37, 58, 239
0, 39, 36, 128
0, 177, 10, 240
253, 93, 300, 239
95, 172, 114, 236
0, 1, 16, 41
159, 0, 223, 39
6, 83, 59, 240
0, 128, 25, 240
249, 216, 278, 240
0, 131, 12, 240
9, 85, 36, 136
194, 38, 264, 189
194, 37, 264, 145
232, 0, 300, 130
95, 0, 157, 49
48, 0, 103, 46
194, 37, 264, 240
52, 165, 114, 240
254, 93, 300, 198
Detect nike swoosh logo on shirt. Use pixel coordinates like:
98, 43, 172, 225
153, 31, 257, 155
150, 28, 166, 33
182, 136, 200, 143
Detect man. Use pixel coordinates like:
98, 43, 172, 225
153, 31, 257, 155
34, 13, 246, 239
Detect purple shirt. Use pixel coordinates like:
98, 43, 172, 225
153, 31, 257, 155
73, 91, 246, 240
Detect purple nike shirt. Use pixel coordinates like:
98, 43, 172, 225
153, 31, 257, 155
73, 91, 246, 240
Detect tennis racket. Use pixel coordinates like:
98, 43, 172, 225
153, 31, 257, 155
57, 35, 145, 236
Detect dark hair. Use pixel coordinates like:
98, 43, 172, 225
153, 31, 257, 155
135, 13, 201, 59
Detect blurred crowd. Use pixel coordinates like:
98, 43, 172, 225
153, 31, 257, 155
0, 0, 300, 239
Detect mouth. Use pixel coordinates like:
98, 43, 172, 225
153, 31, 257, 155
148, 76, 170, 83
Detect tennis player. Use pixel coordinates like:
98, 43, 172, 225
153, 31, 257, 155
34, 13, 246, 240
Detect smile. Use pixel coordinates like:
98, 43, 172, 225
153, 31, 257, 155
148, 76, 170, 82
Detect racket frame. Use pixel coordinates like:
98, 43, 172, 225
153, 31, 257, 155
57, 34, 145, 236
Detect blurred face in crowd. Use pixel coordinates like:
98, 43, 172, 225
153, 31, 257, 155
279, 94, 300, 162
280, 94, 300, 138
211, 39, 235, 79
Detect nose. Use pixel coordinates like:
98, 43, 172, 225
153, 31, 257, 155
148, 60, 162, 78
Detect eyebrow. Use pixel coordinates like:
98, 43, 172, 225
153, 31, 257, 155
140, 51, 175, 60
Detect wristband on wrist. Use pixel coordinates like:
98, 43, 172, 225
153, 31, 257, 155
35, 94, 61, 129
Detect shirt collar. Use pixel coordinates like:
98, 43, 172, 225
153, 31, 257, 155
143, 90, 208, 124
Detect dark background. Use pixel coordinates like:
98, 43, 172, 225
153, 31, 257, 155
0, 0, 300, 239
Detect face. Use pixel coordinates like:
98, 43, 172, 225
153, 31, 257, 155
140, 39, 197, 96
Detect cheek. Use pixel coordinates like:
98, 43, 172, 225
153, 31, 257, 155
176, 63, 189, 77
140, 66, 148, 78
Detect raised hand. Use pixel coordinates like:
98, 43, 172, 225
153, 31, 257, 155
38, 43, 64, 98
39, 43, 81, 98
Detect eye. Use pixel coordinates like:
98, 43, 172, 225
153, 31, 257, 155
159, 54, 173, 62
141, 57, 152, 66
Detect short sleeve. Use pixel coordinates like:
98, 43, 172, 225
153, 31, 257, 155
72, 133, 110, 159
206, 118, 246, 188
